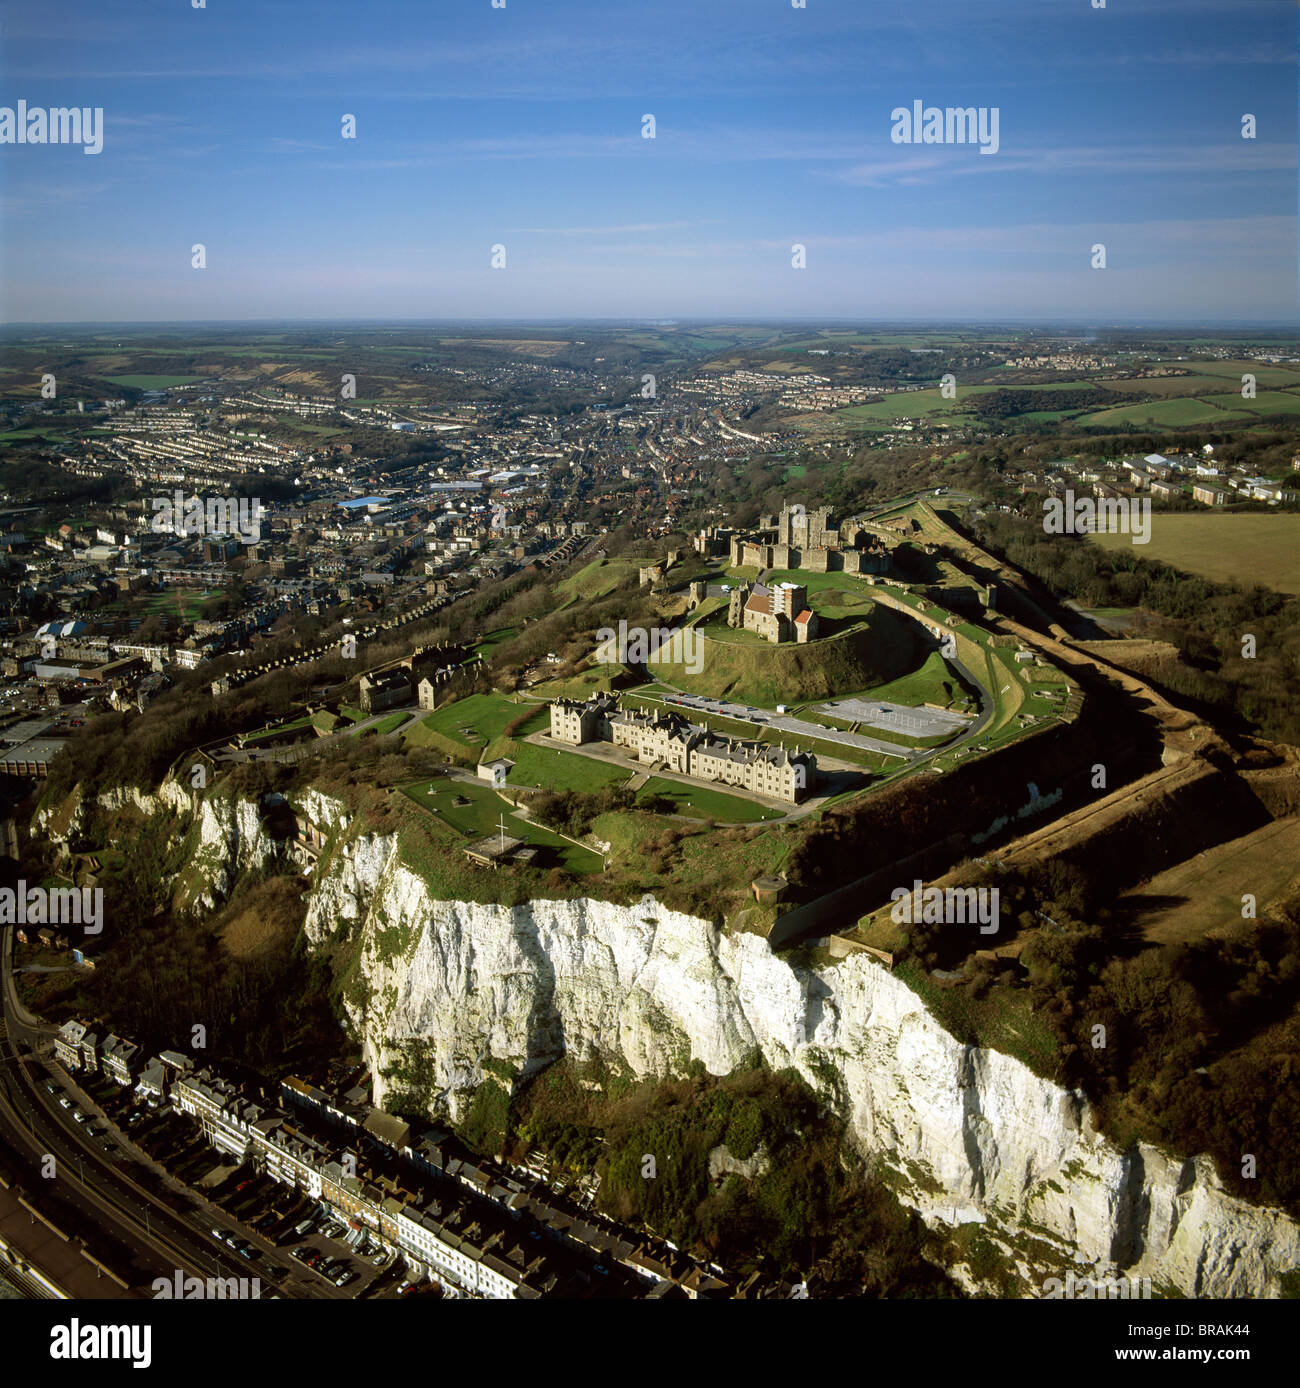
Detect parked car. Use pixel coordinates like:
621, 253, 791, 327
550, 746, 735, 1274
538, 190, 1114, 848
58, 1096, 71, 1109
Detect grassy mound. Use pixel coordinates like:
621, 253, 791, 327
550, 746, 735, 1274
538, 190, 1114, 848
648, 600, 921, 707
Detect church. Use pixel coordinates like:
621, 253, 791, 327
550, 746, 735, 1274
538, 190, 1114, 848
727, 580, 819, 645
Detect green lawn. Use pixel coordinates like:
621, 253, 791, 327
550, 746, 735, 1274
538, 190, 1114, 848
399, 779, 604, 874
822, 650, 969, 713
505, 741, 632, 793
408, 692, 535, 750
636, 778, 784, 823
354, 711, 408, 738
243, 716, 313, 744
528, 668, 624, 699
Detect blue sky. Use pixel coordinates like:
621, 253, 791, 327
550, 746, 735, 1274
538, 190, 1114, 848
0, 0, 1295, 323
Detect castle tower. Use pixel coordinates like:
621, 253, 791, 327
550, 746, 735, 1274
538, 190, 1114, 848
727, 584, 750, 628
770, 582, 807, 620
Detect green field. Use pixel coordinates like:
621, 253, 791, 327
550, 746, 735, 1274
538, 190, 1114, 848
0, 428, 59, 443
1091, 513, 1300, 595
399, 779, 603, 873
1076, 397, 1249, 428
137, 589, 222, 619
1149, 359, 1300, 388
1094, 373, 1240, 397
833, 386, 995, 424
1202, 391, 1300, 417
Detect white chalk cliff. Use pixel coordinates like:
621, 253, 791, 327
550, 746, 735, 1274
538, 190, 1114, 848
83, 784, 1300, 1295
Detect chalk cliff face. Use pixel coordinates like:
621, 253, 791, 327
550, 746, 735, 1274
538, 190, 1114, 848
63, 784, 1300, 1297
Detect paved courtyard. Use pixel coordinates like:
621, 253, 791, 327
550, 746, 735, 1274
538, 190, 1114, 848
817, 697, 973, 739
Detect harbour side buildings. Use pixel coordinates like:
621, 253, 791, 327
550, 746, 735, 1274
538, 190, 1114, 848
549, 693, 815, 803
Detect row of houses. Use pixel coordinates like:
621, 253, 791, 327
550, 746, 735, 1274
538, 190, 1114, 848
49, 1020, 729, 1299
54, 1020, 151, 1087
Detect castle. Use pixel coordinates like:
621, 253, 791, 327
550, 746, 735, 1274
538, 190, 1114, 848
727, 580, 819, 644
698, 501, 889, 576
549, 693, 815, 803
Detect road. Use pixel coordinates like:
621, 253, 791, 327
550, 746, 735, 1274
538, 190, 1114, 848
641, 643, 997, 782
1, 926, 330, 1299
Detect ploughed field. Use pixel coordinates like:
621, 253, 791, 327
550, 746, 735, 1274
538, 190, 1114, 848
1089, 513, 1300, 595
